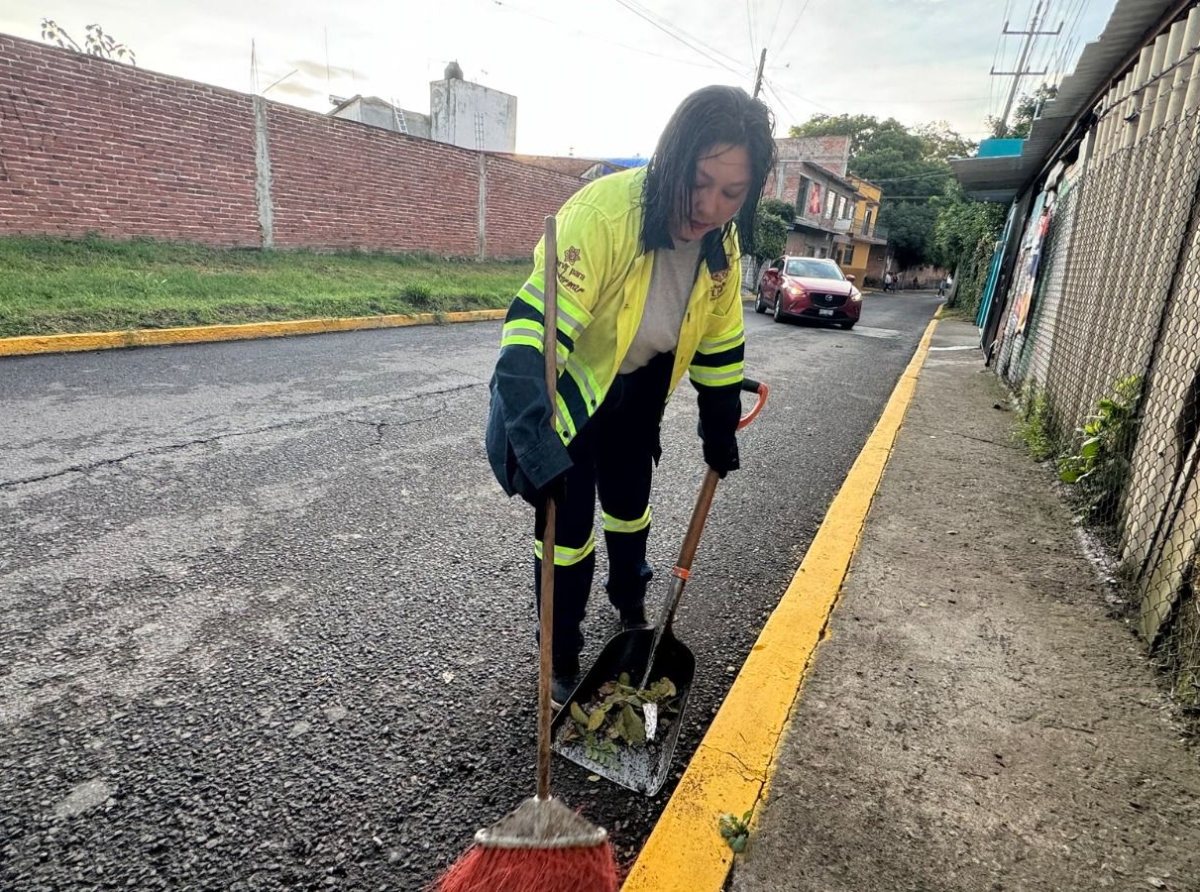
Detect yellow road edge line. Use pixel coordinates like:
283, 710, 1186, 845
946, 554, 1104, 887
621, 313, 941, 892
0, 309, 508, 358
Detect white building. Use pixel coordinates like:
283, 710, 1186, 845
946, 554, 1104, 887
329, 61, 517, 153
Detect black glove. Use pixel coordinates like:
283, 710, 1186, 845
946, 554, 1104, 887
513, 466, 567, 508
702, 436, 740, 479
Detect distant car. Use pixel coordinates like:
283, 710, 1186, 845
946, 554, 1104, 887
755, 256, 862, 329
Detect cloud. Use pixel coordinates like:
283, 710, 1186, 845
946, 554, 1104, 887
268, 78, 323, 98
290, 58, 356, 80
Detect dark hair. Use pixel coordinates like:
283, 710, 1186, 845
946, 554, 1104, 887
641, 85, 777, 258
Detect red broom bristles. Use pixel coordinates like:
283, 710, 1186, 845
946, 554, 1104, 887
434, 841, 619, 892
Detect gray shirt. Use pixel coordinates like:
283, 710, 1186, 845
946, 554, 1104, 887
619, 238, 703, 374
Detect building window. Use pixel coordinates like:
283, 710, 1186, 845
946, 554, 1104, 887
864, 209, 873, 234
825, 190, 836, 219
818, 247, 829, 259
842, 246, 855, 266
836, 195, 846, 219
806, 182, 822, 216
798, 177, 812, 214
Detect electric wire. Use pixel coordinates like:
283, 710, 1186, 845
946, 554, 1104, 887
488, 0, 735, 71
765, 0, 786, 57
612, 0, 748, 71
774, 0, 812, 56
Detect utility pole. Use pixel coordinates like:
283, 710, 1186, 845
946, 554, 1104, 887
991, 0, 1062, 135
752, 48, 767, 99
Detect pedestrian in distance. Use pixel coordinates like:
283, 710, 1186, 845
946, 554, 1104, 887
485, 85, 778, 707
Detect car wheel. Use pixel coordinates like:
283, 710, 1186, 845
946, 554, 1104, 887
773, 292, 785, 323
755, 289, 767, 314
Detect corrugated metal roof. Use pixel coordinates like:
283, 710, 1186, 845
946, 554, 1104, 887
952, 0, 1178, 201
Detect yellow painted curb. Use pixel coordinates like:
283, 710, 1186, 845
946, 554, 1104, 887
622, 314, 941, 892
0, 309, 508, 358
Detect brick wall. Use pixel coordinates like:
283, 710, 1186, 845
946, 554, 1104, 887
0, 34, 582, 259
0, 36, 260, 245
484, 155, 583, 259
265, 104, 481, 254
762, 135, 852, 202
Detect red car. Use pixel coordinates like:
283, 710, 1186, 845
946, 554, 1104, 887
755, 256, 863, 329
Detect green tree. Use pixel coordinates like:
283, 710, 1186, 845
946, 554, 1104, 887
931, 182, 1007, 312
883, 202, 939, 270
989, 84, 1058, 138
787, 113, 913, 157
40, 19, 136, 65
913, 121, 976, 162
751, 207, 787, 281
760, 198, 796, 224
790, 114, 969, 268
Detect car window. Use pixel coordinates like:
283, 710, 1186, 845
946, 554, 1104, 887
784, 259, 845, 280
771, 259, 784, 271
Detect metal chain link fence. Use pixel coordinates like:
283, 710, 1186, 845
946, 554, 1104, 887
991, 100, 1200, 728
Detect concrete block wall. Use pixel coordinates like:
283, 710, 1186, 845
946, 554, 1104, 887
0, 34, 581, 259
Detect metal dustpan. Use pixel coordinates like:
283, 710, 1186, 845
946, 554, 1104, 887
550, 623, 696, 796
551, 378, 768, 796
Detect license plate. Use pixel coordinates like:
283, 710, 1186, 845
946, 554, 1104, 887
819, 308, 834, 316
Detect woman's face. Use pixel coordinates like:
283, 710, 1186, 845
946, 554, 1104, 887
674, 143, 752, 242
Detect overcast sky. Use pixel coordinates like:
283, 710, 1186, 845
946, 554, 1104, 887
3, 0, 1117, 156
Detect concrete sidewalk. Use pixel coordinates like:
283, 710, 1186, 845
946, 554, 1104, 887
732, 318, 1200, 891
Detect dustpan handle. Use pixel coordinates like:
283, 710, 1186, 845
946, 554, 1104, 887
537, 215, 559, 802
639, 377, 768, 689
635, 377, 768, 691
674, 377, 768, 578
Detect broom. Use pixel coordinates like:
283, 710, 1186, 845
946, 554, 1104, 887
434, 215, 619, 892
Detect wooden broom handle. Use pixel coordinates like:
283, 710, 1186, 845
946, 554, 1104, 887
537, 215, 558, 801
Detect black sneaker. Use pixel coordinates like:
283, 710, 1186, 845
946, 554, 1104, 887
550, 655, 581, 712
617, 602, 648, 630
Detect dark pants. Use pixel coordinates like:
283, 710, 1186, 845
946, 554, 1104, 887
533, 352, 674, 666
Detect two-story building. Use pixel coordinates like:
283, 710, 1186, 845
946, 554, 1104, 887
843, 174, 889, 284
786, 162, 862, 260
759, 137, 879, 270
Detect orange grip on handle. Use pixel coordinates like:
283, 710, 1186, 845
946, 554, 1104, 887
737, 378, 768, 431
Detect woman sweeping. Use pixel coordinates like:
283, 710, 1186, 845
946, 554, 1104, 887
486, 85, 777, 707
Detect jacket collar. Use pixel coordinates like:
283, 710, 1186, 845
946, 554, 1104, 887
642, 219, 730, 277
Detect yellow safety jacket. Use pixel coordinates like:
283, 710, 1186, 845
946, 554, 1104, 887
487, 167, 745, 495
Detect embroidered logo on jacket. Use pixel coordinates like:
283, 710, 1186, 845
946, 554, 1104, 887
709, 268, 730, 300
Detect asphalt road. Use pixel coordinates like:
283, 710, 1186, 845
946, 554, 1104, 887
0, 292, 941, 891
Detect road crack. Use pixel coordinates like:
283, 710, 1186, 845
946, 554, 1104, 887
1, 381, 483, 489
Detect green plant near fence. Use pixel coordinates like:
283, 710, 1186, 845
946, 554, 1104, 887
1014, 382, 1056, 462
947, 232, 998, 316
1057, 375, 1142, 528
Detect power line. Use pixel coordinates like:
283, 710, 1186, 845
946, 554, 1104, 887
1049, 0, 1091, 86
611, 0, 748, 72
762, 79, 801, 131
764, 77, 837, 114
745, 0, 758, 60
990, 0, 1063, 135
765, 0, 786, 55
867, 170, 963, 184
774, 0, 812, 56
490, 0, 737, 73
